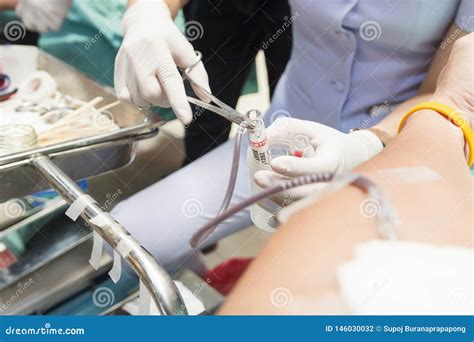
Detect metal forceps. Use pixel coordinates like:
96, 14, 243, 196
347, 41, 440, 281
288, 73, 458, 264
182, 52, 255, 128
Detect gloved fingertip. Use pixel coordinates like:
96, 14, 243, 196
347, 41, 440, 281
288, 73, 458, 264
253, 171, 271, 188
116, 87, 132, 103
176, 106, 193, 125
192, 82, 212, 104
270, 157, 291, 174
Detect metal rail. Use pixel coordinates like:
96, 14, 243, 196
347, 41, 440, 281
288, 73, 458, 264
32, 155, 187, 316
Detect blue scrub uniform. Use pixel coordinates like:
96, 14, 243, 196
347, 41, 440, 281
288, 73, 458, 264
112, 0, 473, 270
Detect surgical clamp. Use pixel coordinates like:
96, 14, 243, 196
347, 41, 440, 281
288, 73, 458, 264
182, 52, 255, 128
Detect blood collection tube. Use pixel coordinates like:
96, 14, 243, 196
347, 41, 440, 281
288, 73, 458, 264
0, 74, 10, 92
289, 134, 314, 158
247, 109, 270, 166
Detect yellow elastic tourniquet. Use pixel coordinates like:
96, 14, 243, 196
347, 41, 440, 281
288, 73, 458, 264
398, 101, 474, 166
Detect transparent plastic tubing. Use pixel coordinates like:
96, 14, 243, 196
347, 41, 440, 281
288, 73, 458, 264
211, 121, 249, 232
190, 173, 399, 248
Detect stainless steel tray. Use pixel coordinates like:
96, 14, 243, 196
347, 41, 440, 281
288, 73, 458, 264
0, 47, 162, 200
0, 47, 186, 315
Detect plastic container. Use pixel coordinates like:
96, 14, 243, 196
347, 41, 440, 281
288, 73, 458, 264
247, 137, 292, 232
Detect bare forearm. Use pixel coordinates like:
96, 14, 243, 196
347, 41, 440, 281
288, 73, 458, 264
220, 110, 471, 315
0, 0, 17, 9
374, 24, 469, 138
127, 0, 184, 17
373, 93, 432, 137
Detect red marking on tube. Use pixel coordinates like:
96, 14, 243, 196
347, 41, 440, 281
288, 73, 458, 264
292, 150, 304, 158
0, 248, 17, 269
250, 138, 267, 148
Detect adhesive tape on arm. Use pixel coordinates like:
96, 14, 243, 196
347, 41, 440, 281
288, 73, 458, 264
17, 71, 57, 102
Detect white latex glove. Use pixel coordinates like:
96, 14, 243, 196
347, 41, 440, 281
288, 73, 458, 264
15, 0, 72, 32
114, 0, 211, 124
254, 117, 383, 201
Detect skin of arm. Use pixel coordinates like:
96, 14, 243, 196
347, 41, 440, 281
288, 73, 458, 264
374, 24, 469, 137
127, 0, 184, 18
219, 106, 471, 314
0, 0, 18, 10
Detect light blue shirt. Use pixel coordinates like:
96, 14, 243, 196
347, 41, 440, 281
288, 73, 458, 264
267, 0, 474, 133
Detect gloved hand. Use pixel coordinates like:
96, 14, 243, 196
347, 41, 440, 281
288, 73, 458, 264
254, 117, 384, 201
114, 0, 211, 124
15, 0, 72, 32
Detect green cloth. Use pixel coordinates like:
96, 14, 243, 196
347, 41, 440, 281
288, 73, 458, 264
0, 1, 258, 121
40, 0, 126, 87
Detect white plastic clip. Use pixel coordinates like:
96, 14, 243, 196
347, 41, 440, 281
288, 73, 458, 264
65, 194, 96, 221
108, 236, 134, 284
89, 231, 104, 270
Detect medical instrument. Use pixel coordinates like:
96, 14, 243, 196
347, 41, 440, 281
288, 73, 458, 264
0, 74, 11, 92
9, 91, 121, 147
16, 70, 58, 102
15, 92, 83, 116
289, 134, 314, 158
190, 173, 399, 247
0, 74, 17, 101
182, 51, 255, 128
247, 109, 271, 166
0, 124, 38, 152
37, 97, 120, 146
207, 108, 276, 235
0, 48, 186, 315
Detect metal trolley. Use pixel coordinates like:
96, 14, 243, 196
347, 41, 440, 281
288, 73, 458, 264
0, 48, 186, 315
